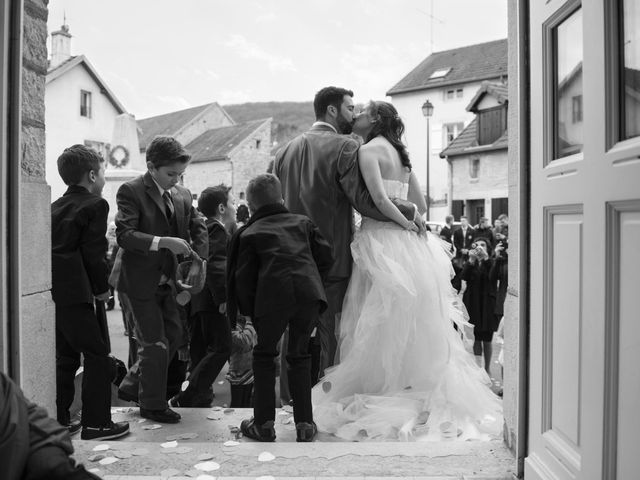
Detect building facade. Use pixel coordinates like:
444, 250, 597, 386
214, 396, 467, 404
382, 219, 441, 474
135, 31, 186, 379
440, 82, 509, 225
387, 39, 508, 223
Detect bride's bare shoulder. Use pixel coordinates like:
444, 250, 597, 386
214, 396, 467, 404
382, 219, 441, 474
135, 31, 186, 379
359, 137, 389, 156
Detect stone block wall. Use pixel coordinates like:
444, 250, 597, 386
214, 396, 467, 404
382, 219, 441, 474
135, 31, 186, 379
230, 120, 272, 198
450, 150, 509, 201
20, 0, 55, 413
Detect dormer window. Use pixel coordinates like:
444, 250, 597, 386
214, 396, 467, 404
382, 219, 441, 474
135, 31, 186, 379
477, 105, 507, 145
80, 90, 92, 118
429, 68, 451, 79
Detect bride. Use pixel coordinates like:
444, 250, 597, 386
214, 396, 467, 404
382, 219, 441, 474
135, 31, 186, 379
311, 100, 502, 441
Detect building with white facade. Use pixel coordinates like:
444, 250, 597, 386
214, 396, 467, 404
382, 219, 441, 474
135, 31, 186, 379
386, 39, 507, 222
45, 23, 127, 201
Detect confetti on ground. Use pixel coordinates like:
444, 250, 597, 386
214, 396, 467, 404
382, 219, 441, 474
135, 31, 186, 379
166, 434, 181, 441
223, 440, 239, 447
196, 453, 215, 461
142, 423, 163, 430
98, 457, 119, 465
88, 468, 100, 474
211, 406, 222, 411
173, 446, 193, 454
131, 448, 149, 456
280, 416, 292, 424
282, 404, 294, 413
217, 381, 224, 385
92, 444, 110, 452
113, 451, 132, 459
222, 403, 228, 408
180, 432, 199, 439
160, 468, 182, 478
88, 454, 105, 462
137, 418, 147, 423
277, 410, 289, 416
322, 381, 332, 393
228, 425, 240, 432
161, 440, 178, 448
258, 451, 275, 462
194, 461, 221, 471
223, 408, 235, 414
184, 469, 200, 477
207, 412, 222, 420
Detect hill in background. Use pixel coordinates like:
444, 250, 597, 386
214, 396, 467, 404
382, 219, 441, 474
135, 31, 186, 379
223, 102, 314, 153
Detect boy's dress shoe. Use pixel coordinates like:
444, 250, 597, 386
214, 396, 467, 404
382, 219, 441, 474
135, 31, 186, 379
140, 407, 181, 423
81, 421, 130, 440
169, 391, 213, 408
65, 420, 81, 436
296, 421, 318, 442
240, 418, 276, 442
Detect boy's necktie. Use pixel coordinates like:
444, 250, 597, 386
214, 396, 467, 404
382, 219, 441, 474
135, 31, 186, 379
163, 191, 174, 219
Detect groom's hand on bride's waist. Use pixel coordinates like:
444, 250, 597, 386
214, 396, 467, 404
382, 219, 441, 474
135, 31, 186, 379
392, 199, 426, 234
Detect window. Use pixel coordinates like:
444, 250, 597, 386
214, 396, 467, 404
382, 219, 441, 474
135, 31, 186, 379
554, 7, 583, 158
477, 105, 507, 145
429, 68, 450, 79
469, 158, 480, 179
255, 139, 261, 149
80, 90, 92, 118
571, 95, 583, 123
621, 0, 640, 139
443, 122, 464, 146
446, 90, 454, 100
456, 88, 464, 98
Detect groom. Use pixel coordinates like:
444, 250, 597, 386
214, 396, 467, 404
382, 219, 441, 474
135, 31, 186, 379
274, 86, 422, 379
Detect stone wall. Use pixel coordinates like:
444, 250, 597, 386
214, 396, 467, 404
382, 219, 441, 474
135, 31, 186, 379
20, 0, 56, 413
450, 150, 509, 202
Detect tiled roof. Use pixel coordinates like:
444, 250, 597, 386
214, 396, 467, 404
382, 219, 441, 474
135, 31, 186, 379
439, 118, 508, 158
47, 55, 127, 114
137, 103, 228, 150
387, 39, 508, 95
466, 81, 508, 112
186, 119, 270, 163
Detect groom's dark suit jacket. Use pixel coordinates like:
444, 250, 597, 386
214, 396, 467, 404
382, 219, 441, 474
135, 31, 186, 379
274, 124, 410, 281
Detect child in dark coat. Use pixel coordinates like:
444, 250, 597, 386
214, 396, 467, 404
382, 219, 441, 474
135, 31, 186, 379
226, 315, 257, 407
227, 174, 333, 442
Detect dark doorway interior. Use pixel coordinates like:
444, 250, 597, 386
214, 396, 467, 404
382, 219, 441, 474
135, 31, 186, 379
491, 197, 509, 221
467, 199, 484, 225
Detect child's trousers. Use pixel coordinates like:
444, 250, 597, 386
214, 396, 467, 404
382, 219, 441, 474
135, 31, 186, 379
252, 302, 320, 426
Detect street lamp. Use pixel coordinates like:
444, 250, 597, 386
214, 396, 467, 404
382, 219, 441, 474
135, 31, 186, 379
421, 99, 434, 221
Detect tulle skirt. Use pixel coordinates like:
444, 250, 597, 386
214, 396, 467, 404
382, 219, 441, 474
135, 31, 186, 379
311, 218, 503, 441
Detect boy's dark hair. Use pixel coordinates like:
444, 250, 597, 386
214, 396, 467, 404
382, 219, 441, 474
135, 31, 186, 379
246, 174, 282, 211
57, 144, 103, 186
146, 136, 191, 168
313, 86, 354, 119
198, 184, 231, 218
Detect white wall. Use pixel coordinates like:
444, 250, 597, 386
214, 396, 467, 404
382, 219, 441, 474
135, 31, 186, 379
45, 64, 122, 200
390, 80, 500, 216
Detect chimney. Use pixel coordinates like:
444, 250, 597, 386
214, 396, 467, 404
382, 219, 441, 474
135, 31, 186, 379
50, 23, 72, 68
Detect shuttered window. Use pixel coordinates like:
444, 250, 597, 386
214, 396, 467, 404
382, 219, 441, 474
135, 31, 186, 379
477, 105, 507, 145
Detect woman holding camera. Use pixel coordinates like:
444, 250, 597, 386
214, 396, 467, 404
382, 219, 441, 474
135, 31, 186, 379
459, 237, 499, 373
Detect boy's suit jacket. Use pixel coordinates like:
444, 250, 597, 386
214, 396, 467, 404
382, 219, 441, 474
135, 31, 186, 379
453, 226, 476, 257
228, 204, 333, 321
51, 185, 110, 306
114, 171, 208, 299
190, 218, 229, 314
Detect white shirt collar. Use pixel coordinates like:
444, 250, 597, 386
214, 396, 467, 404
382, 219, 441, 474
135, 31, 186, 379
312, 121, 338, 134
151, 176, 171, 197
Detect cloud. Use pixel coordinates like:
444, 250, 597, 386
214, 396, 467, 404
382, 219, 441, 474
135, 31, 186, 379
224, 34, 296, 72
341, 44, 403, 99
157, 95, 192, 110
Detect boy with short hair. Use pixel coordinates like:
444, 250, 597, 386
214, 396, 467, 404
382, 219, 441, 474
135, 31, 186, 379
170, 185, 235, 407
114, 136, 208, 423
227, 174, 333, 442
51, 144, 129, 440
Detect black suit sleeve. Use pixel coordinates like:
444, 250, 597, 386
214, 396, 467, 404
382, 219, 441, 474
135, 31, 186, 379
308, 220, 334, 280
206, 224, 228, 305
80, 199, 110, 295
186, 195, 208, 260
234, 235, 258, 317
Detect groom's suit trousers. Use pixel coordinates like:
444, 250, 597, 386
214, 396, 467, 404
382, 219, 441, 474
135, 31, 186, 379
317, 278, 350, 378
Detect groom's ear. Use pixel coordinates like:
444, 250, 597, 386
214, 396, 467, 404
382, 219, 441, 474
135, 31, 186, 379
326, 104, 337, 118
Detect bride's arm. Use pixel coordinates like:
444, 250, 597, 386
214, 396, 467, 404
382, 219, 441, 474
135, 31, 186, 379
407, 171, 428, 215
358, 147, 417, 230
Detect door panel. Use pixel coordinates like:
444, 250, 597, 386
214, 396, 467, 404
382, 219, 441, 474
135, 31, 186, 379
526, 1, 640, 479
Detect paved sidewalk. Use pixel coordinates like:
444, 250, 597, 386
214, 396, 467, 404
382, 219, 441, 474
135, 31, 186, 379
72, 408, 514, 479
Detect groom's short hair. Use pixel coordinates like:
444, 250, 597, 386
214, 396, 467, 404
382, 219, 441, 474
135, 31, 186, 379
246, 174, 282, 211
314, 86, 354, 119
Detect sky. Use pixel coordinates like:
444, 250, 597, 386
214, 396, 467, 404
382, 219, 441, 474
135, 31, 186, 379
47, 0, 508, 119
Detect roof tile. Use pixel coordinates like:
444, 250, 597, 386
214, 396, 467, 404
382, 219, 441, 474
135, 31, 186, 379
186, 119, 269, 162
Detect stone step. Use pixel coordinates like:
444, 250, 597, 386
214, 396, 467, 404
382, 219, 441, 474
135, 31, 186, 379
71, 408, 515, 479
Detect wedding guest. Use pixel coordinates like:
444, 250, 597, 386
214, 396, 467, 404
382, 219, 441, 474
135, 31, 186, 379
459, 237, 498, 374
496, 213, 509, 240
440, 214, 455, 243
170, 185, 235, 407
227, 315, 257, 408
0, 372, 101, 480
475, 217, 495, 250
51, 145, 129, 440
228, 174, 333, 442
114, 136, 208, 424
236, 203, 250, 227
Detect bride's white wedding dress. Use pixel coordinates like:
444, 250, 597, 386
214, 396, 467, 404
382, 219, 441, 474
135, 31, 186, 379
311, 179, 502, 442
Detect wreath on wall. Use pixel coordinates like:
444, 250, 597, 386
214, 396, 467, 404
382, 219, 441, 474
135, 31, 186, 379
109, 145, 130, 168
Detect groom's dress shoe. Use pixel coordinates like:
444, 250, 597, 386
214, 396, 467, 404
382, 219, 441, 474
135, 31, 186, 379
140, 407, 181, 424
296, 421, 318, 442
240, 418, 276, 442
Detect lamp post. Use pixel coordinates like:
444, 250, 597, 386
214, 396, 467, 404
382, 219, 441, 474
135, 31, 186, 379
421, 99, 434, 221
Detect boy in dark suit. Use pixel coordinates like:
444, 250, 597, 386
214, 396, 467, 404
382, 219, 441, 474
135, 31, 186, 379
114, 136, 208, 423
228, 174, 333, 442
51, 145, 129, 440
170, 185, 235, 407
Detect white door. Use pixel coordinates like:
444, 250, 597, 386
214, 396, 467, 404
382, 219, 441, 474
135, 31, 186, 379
527, 0, 640, 479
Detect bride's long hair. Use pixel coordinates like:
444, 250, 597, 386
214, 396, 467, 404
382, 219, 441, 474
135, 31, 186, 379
365, 101, 412, 170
